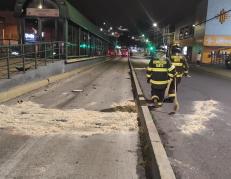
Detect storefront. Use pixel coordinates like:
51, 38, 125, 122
14, 0, 110, 57
20, 0, 60, 43
0, 11, 19, 45
175, 0, 231, 64
202, 0, 231, 63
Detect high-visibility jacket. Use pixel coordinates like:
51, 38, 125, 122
170, 55, 189, 78
147, 58, 175, 89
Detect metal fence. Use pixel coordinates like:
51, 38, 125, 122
209, 48, 231, 65
0, 41, 65, 79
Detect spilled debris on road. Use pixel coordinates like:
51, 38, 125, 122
176, 100, 220, 136
0, 101, 138, 136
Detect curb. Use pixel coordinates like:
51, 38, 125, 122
65, 56, 105, 64
0, 58, 110, 103
128, 58, 176, 179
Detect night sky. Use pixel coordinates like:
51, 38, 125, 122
69, 0, 202, 35
2, 0, 201, 36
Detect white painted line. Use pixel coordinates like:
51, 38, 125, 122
134, 68, 146, 70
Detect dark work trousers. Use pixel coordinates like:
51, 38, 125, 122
151, 88, 165, 103
169, 77, 182, 97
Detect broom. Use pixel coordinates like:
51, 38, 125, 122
164, 78, 173, 98
173, 77, 180, 112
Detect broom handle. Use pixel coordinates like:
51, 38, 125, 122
164, 78, 173, 98
174, 77, 180, 111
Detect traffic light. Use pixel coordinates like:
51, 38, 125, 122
80, 43, 90, 49
149, 46, 154, 51
115, 45, 121, 49
147, 43, 156, 53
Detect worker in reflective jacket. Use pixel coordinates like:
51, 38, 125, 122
147, 49, 175, 107
167, 45, 189, 101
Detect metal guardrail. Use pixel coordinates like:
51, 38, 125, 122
209, 47, 231, 65
0, 41, 106, 79
0, 41, 65, 79
210, 53, 230, 65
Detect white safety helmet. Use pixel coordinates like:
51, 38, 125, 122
155, 49, 167, 60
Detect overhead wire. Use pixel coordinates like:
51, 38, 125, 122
194, 9, 231, 26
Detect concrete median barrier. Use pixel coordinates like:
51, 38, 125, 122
128, 58, 176, 179
65, 56, 105, 64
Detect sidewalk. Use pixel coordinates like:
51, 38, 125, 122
191, 63, 231, 79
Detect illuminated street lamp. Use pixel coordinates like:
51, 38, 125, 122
100, 28, 103, 31
112, 32, 115, 36
38, 4, 43, 9
146, 39, 149, 43
153, 23, 158, 27
132, 36, 135, 40
142, 34, 145, 37
116, 45, 121, 49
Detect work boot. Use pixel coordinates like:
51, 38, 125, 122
148, 98, 159, 108
153, 98, 158, 106
164, 97, 174, 103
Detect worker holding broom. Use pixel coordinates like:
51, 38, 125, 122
146, 48, 176, 108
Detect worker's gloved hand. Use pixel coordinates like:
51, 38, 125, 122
172, 74, 177, 78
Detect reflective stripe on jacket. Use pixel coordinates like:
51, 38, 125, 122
147, 58, 175, 89
171, 55, 189, 77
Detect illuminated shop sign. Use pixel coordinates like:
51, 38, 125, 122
204, 35, 231, 46
26, 8, 59, 17
25, 33, 36, 42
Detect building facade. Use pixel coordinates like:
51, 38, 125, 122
0, 0, 111, 58
0, 11, 19, 45
175, 0, 231, 63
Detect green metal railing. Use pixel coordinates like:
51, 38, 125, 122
0, 41, 107, 79
0, 41, 65, 79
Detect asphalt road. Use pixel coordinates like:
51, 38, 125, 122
0, 57, 146, 179
132, 57, 231, 179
